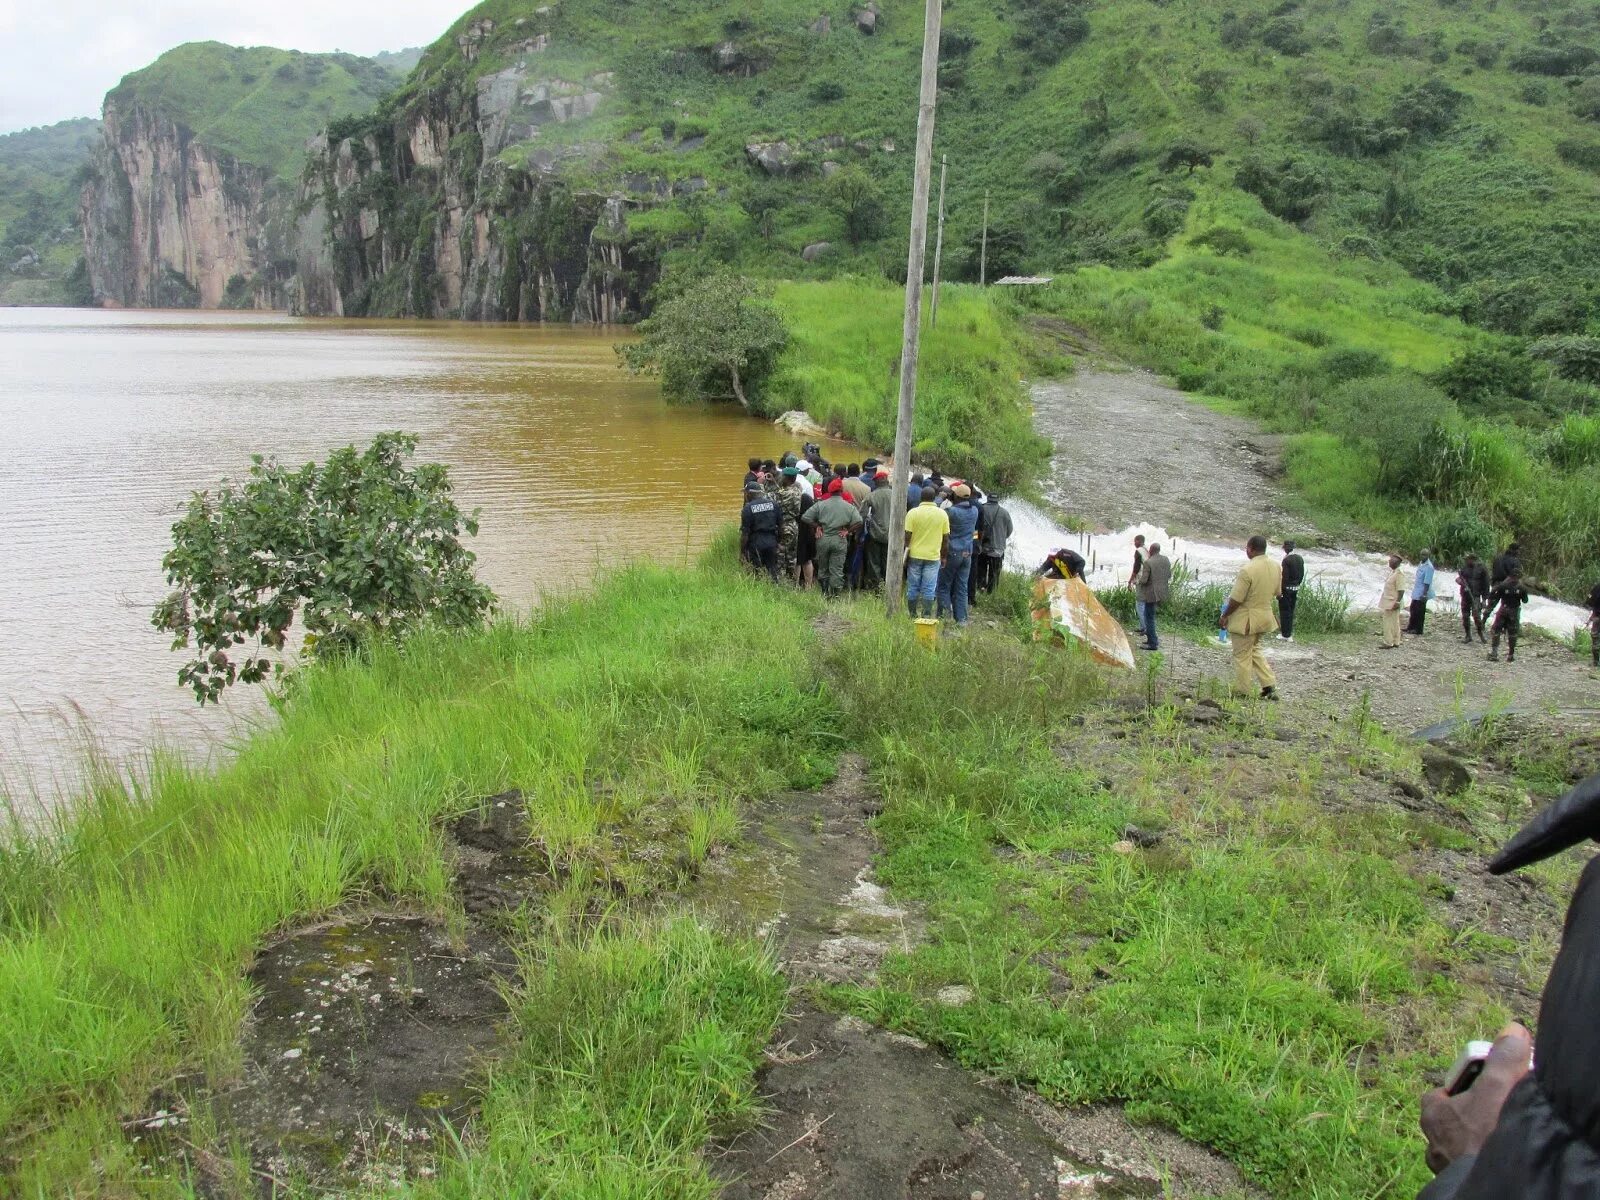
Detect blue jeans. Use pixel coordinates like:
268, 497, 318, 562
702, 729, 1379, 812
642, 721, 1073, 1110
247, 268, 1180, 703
936, 548, 973, 624
1135, 599, 1148, 632
1141, 600, 1160, 649
906, 557, 941, 616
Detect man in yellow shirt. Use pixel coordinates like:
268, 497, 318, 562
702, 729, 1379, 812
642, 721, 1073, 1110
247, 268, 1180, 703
902, 486, 950, 618
1219, 535, 1282, 699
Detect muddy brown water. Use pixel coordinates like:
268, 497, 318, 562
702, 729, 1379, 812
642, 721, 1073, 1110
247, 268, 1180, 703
0, 308, 857, 807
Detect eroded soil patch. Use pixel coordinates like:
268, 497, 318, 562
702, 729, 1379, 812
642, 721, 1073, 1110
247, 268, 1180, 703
715, 1010, 1254, 1200
130, 793, 544, 1193
708, 756, 1255, 1200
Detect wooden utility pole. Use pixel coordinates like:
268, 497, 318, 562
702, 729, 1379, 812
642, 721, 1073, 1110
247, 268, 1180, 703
930, 154, 948, 328
979, 190, 990, 286
883, 0, 944, 618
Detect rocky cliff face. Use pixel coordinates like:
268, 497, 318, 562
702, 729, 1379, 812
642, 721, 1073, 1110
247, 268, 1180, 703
295, 23, 651, 322
80, 102, 306, 309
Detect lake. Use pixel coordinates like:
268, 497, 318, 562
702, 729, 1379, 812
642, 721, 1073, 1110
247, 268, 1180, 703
0, 308, 855, 807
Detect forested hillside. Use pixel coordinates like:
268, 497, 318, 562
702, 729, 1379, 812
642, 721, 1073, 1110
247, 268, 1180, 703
294, 0, 1600, 590
0, 119, 99, 305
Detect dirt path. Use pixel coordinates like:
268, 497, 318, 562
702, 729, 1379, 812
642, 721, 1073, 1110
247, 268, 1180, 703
1031, 367, 1288, 541
705, 757, 1257, 1200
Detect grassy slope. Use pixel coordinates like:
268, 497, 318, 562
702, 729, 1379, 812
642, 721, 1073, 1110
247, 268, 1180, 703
0, 118, 100, 304
0, 562, 827, 1192
767, 277, 1057, 488
106, 43, 399, 181
2, 551, 1584, 1196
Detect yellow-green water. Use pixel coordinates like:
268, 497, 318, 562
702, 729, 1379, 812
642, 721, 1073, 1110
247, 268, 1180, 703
0, 308, 856, 804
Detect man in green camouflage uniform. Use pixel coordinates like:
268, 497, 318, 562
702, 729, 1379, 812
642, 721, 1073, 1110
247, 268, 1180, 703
777, 466, 803, 582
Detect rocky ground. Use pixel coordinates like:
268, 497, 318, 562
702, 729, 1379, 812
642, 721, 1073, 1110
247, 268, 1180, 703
1029, 361, 1289, 543
1149, 622, 1599, 739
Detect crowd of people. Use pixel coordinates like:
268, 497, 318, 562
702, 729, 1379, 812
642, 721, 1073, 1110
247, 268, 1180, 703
737, 443, 1014, 629
1123, 535, 1600, 700
740, 450, 1600, 680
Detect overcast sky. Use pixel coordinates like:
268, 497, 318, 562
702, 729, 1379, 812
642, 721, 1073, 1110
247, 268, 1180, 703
0, 0, 469, 133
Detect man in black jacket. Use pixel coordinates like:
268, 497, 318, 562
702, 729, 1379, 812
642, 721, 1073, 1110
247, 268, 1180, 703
1588, 581, 1600, 669
1417, 770, 1600, 1198
1278, 541, 1306, 642
1456, 554, 1491, 645
1491, 543, 1522, 587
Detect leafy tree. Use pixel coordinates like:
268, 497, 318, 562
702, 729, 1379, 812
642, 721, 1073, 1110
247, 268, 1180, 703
619, 275, 788, 409
1530, 335, 1600, 387
1159, 139, 1216, 174
152, 433, 495, 703
1235, 154, 1328, 222
825, 168, 887, 247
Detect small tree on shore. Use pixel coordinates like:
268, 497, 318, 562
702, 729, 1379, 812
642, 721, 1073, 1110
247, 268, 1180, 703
619, 275, 789, 409
152, 432, 496, 703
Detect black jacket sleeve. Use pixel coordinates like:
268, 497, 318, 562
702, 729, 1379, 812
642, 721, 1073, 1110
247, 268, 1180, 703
1418, 1155, 1477, 1199
1429, 785, 1600, 1199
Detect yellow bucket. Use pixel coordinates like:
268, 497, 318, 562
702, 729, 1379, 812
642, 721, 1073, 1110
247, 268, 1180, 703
913, 618, 940, 648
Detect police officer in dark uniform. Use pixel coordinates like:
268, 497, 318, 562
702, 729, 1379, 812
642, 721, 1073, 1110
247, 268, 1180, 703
740, 484, 782, 582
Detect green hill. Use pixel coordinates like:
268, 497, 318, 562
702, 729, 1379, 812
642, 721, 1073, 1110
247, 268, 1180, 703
306, 0, 1600, 591
0, 118, 99, 305
106, 42, 401, 181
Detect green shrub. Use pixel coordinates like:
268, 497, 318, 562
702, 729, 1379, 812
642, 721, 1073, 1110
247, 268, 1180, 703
1327, 375, 1459, 499
1430, 346, 1535, 407
1431, 506, 1498, 564
1318, 346, 1391, 383
1543, 413, 1600, 469
1236, 155, 1328, 222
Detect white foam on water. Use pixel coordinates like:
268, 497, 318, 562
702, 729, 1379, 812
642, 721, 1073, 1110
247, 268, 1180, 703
1004, 500, 1590, 640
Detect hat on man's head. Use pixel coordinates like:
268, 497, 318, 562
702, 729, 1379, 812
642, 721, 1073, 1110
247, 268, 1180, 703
875, 469, 889, 480
782, 466, 799, 478
952, 484, 971, 499
825, 478, 844, 496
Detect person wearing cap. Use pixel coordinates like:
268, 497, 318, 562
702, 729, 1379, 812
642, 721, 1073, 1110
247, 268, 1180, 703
776, 467, 804, 583
1414, 769, 1600, 1198
1486, 569, 1530, 663
860, 469, 895, 589
739, 484, 782, 582
936, 483, 980, 627
1278, 540, 1305, 642
904, 486, 950, 618
1407, 549, 1437, 636
760, 459, 780, 498
801, 478, 862, 597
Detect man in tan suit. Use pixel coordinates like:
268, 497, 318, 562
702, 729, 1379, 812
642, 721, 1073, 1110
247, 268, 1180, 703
1219, 535, 1282, 699
1379, 554, 1406, 649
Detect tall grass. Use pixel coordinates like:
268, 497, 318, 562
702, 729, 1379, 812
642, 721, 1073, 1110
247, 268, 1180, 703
766, 277, 1057, 489
820, 602, 1531, 1199
0, 562, 829, 1192
410, 918, 784, 1198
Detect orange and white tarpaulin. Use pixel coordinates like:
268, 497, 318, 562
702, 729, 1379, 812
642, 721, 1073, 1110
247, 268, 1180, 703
1031, 577, 1136, 670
